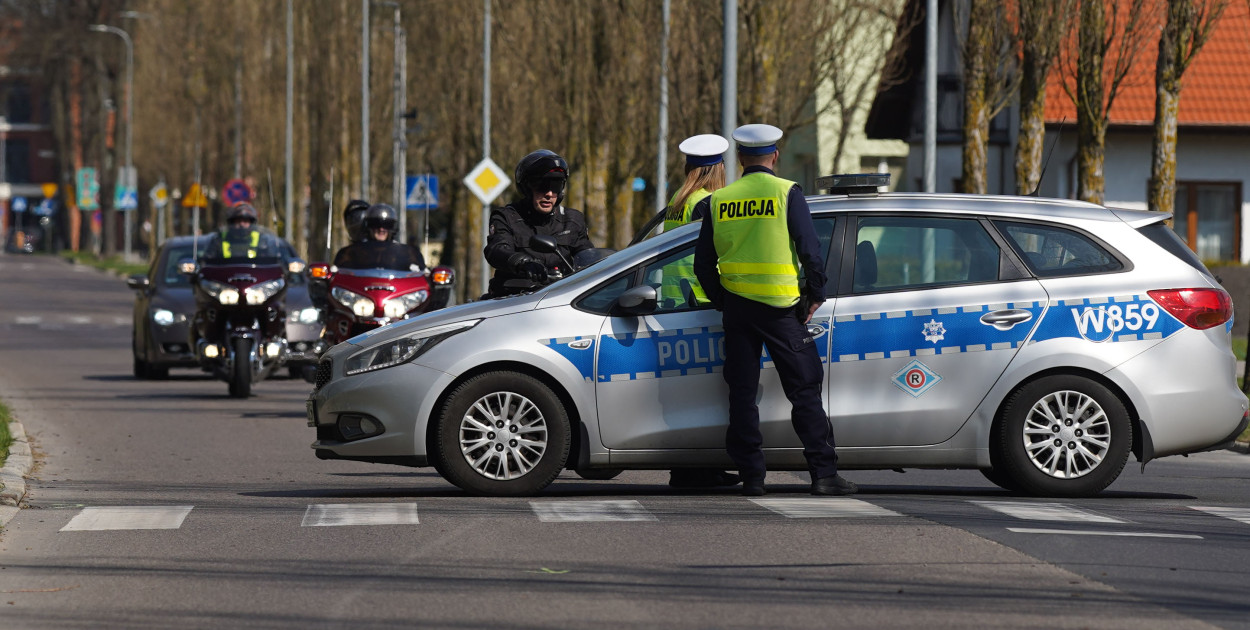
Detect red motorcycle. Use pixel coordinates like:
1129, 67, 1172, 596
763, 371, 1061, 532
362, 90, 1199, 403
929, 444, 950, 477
309, 263, 455, 348
189, 255, 292, 397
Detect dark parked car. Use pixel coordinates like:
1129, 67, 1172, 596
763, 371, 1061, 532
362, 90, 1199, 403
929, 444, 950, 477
128, 235, 211, 379
129, 235, 322, 379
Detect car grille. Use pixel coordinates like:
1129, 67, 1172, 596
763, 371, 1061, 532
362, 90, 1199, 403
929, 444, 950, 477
314, 358, 333, 391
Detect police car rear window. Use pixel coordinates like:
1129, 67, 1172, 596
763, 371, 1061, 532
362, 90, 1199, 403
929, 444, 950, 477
1137, 223, 1213, 278
994, 221, 1122, 278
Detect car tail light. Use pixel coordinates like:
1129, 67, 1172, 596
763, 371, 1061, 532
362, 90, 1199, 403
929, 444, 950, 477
1147, 288, 1232, 330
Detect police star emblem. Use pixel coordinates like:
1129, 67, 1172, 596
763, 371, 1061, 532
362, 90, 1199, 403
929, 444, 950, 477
922, 319, 946, 344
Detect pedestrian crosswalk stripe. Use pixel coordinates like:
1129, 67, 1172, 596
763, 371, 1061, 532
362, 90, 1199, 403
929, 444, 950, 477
1006, 528, 1202, 539
971, 501, 1124, 523
60, 506, 194, 531
750, 497, 902, 518
301, 503, 420, 527
1190, 506, 1250, 525
530, 500, 657, 522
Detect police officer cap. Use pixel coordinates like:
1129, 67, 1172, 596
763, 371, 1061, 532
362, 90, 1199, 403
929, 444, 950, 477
678, 134, 729, 167
732, 124, 783, 156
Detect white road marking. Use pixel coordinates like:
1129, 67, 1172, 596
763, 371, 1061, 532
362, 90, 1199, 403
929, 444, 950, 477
1007, 528, 1202, 539
530, 500, 657, 522
60, 506, 194, 531
301, 503, 419, 527
972, 500, 1124, 523
1191, 506, 1250, 524
750, 497, 902, 519
68, 316, 92, 325
14, 316, 40, 325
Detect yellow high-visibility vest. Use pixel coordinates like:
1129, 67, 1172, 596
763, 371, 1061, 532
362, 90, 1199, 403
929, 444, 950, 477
660, 189, 711, 304
709, 172, 800, 307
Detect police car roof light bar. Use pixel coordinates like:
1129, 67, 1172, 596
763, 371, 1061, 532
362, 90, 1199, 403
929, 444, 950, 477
816, 173, 890, 197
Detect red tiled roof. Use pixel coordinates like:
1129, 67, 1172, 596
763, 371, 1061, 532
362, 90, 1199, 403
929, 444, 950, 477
1046, 2, 1250, 126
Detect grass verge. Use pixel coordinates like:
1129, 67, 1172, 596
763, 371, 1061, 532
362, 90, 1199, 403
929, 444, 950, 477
60, 250, 149, 278
0, 400, 12, 467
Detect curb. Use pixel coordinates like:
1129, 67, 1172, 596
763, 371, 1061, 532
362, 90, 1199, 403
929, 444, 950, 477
0, 420, 32, 525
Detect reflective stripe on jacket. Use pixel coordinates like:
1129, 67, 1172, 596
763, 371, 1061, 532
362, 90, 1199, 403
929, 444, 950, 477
660, 189, 711, 304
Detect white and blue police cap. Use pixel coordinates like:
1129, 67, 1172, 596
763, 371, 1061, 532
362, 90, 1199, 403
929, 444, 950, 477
732, 124, 783, 156
678, 134, 729, 167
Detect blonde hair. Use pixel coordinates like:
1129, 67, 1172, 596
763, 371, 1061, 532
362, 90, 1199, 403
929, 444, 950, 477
670, 162, 727, 217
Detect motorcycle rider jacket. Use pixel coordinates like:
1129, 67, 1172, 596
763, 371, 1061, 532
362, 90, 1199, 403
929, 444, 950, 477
483, 199, 593, 296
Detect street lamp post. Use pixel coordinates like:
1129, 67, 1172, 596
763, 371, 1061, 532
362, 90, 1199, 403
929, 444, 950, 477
89, 23, 134, 259
376, 1, 406, 243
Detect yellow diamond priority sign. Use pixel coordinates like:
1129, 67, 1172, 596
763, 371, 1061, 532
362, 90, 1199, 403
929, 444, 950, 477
463, 158, 511, 205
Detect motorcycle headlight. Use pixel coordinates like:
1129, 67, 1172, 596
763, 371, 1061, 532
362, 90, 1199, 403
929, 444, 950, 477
344, 319, 480, 375
381, 290, 428, 319
201, 279, 240, 305
290, 306, 320, 324
152, 308, 176, 326
244, 278, 285, 305
332, 286, 375, 318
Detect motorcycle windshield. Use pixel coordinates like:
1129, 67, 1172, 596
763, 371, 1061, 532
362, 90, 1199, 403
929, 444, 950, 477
201, 256, 284, 268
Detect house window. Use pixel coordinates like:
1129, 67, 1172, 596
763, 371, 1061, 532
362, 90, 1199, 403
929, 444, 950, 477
1171, 182, 1240, 262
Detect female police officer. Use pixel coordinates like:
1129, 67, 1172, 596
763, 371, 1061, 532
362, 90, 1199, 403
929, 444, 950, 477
483, 150, 593, 298
692, 124, 855, 497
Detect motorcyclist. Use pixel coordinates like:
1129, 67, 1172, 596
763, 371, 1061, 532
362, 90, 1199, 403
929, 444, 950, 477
483, 149, 593, 297
343, 198, 370, 244
203, 202, 282, 260
332, 203, 426, 271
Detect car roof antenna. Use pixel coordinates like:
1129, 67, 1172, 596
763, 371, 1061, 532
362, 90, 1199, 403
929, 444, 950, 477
1029, 117, 1065, 197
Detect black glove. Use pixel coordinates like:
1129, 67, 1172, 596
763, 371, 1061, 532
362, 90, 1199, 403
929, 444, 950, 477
507, 253, 548, 283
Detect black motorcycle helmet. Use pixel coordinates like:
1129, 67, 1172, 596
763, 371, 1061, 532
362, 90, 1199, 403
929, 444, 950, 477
343, 198, 370, 242
514, 149, 569, 205
362, 203, 399, 241
226, 202, 258, 225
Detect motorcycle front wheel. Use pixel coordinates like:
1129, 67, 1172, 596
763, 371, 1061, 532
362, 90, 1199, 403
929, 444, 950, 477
228, 337, 252, 398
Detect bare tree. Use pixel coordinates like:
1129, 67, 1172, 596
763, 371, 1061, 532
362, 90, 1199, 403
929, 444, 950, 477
1148, 0, 1226, 213
1015, 0, 1076, 195
957, 0, 1020, 194
1064, 0, 1156, 205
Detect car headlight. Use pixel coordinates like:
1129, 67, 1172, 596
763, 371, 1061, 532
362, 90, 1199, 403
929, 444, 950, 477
289, 306, 320, 324
344, 319, 480, 375
244, 278, 285, 305
152, 309, 175, 326
381, 290, 428, 319
201, 279, 240, 305
332, 286, 375, 317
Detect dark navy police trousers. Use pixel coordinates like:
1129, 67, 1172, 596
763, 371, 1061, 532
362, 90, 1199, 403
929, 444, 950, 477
720, 291, 838, 482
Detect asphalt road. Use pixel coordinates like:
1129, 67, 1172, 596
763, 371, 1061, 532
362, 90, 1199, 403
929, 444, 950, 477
1, 252, 1249, 629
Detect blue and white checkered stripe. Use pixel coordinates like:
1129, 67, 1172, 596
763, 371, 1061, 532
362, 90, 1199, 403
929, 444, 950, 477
539, 336, 596, 383
830, 301, 1044, 363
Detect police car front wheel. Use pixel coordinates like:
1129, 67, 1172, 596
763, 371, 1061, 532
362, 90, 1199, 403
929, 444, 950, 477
434, 371, 571, 496
995, 375, 1131, 498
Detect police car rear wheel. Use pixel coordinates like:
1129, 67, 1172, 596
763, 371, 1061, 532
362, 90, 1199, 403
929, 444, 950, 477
435, 371, 570, 496
996, 375, 1130, 498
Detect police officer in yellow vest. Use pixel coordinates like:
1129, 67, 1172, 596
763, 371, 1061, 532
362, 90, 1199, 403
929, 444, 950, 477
659, 134, 727, 308
205, 202, 281, 260
693, 124, 855, 497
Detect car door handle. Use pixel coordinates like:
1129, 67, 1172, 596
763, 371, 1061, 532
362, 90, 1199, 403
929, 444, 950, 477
980, 309, 1033, 330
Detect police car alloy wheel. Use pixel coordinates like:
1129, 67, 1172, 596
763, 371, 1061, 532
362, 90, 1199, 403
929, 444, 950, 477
434, 371, 571, 496
995, 375, 1131, 497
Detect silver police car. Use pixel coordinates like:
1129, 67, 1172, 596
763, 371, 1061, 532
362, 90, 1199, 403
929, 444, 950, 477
307, 187, 1248, 497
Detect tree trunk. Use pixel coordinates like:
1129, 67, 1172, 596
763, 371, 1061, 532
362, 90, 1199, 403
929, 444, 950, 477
961, 0, 992, 194
1015, 59, 1047, 195
1077, 0, 1106, 205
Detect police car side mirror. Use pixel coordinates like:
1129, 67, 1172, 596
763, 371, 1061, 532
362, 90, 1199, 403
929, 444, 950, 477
613, 285, 658, 316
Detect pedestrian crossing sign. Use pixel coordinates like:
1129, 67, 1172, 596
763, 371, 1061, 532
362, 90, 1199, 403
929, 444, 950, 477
405, 175, 439, 210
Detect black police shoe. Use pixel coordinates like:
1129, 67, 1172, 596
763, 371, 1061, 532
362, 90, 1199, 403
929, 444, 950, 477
741, 479, 766, 496
811, 475, 858, 496
669, 469, 742, 488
